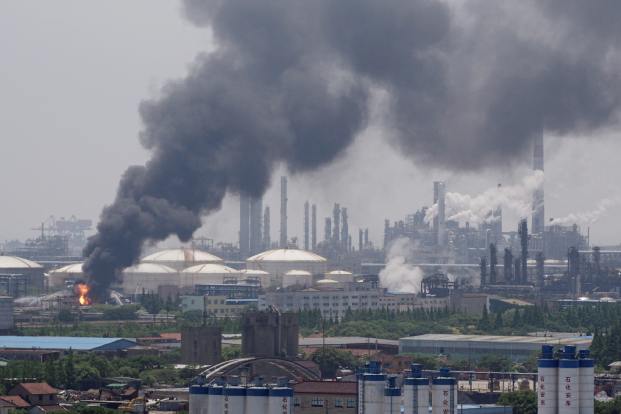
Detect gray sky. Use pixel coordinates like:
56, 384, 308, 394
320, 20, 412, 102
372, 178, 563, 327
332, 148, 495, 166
1, 1, 620, 249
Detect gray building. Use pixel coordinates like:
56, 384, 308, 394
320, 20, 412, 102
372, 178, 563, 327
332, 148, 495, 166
181, 326, 222, 364
241, 310, 298, 358
0, 296, 14, 332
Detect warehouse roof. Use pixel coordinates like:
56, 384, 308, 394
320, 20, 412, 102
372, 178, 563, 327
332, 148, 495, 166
293, 381, 356, 395
0, 336, 137, 351
400, 333, 592, 346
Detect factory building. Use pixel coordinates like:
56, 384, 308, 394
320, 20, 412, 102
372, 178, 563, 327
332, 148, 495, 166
292, 381, 357, 413
399, 334, 591, 361
180, 294, 257, 317
141, 248, 223, 271
0, 336, 137, 352
246, 249, 328, 286
0, 256, 44, 296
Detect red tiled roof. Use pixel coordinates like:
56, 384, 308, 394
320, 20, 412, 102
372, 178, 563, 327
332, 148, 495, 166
18, 383, 58, 395
159, 333, 181, 341
293, 381, 357, 395
0, 395, 31, 407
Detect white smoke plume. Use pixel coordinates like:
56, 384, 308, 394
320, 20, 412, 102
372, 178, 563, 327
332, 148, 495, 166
425, 171, 544, 226
379, 237, 424, 293
550, 197, 621, 226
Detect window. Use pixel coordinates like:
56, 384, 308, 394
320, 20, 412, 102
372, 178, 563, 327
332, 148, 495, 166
334, 399, 343, 407
311, 397, 324, 407
294, 398, 300, 407
347, 399, 356, 408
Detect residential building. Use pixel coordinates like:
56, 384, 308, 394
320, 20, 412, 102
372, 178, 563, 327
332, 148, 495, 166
8, 383, 59, 409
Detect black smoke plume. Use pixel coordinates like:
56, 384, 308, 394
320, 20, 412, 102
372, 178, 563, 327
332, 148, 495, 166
83, 0, 621, 297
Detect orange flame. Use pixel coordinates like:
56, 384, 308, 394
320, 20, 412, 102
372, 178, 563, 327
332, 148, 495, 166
75, 283, 91, 305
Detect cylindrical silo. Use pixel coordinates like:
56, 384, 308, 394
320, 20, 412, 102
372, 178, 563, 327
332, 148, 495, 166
403, 363, 430, 414
246, 386, 269, 414
268, 383, 293, 414
361, 361, 386, 414
384, 376, 401, 414
207, 384, 223, 414
538, 344, 558, 414
189, 385, 208, 414
223, 385, 246, 414
579, 349, 594, 414
431, 368, 456, 414
558, 345, 580, 414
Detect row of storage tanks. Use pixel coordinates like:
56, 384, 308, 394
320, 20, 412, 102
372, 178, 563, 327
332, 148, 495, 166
538, 345, 594, 414
189, 378, 293, 414
48, 248, 350, 294
188, 363, 457, 414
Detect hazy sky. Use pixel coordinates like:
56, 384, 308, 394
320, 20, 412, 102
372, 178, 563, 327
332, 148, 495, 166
1, 1, 620, 250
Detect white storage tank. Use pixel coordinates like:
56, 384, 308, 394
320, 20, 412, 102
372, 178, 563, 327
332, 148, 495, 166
246, 386, 269, 414
579, 350, 595, 414
325, 270, 354, 283
246, 249, 327, 286
240, 269, 272, 287
223, 384, 246, 413
359, 361, 386, 414
121, 263, 179, 295
48, 262, 84, 289
188, 385, 208, 414
181, 263, 240, 286
538, 345, 558, 414
282, 270, 313, 288
403, 363, 429, 414
142, 248, 223, 271
208, 384, 223, 414
558, 345, 579, 414
384, 376, 401, 414
431, 368, 456, 414
268, 380, 293, 414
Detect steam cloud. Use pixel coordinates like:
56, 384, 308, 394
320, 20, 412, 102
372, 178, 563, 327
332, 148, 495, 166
550, 197, 621, 226
84, 0, 621, 297
379, 238, 424, 293
425, 171, 544, 225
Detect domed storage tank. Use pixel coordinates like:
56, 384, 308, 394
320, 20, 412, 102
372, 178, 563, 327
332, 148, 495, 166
283, 270, 313, 288
0, 255, 44, 294
181, 264, 240, 286
48, 262, 84, 289
240, 269, 272, 288
141, 248, 223, 271
121, 263, 179, 295
315, 278, 341, 291
246, 249, 327, 287
325, 270, 354, 283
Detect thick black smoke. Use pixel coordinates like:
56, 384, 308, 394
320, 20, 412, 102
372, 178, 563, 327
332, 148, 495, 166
83, 0, 621, 297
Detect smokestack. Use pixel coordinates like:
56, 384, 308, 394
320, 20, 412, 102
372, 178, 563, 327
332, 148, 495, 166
503, 248, 513, 283
341, 207, 349, 250
364, 228, 369, 247
514, 257, 522, 285
280, 176, 288, 248
324, 218, 332, 243
332, 203, 341, 244
480, 256, 487, 287
489, 243, 497, 284
519, 218, 528, 283
535, 251, 544, 290
311, 204, 317, 250
433, 181, 446, 247
263, 206, 271, 249
249, 196, 263, 255
304, 201, 310, 251
532, 128, 545, 234
359, 229, 363, 252
239, 195, 251, 258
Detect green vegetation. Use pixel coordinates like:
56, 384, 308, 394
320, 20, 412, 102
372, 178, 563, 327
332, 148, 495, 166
310, 348, 361, 378
595, 396, 621, 414
497, 391, 537, 414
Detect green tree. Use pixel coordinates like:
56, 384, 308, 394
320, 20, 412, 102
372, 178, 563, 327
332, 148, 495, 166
497, 391, 537, 414
311, 348, 360, 379
65, 350, 76, 389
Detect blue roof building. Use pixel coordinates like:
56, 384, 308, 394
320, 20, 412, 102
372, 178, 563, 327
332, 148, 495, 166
0, 336, 137, 351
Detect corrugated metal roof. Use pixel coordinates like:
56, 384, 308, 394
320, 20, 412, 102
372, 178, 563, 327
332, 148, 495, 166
400, 333, 592, 346
0, 336, 137, 351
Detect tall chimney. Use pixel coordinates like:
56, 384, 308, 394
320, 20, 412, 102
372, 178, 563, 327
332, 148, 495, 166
324, 218, 332, 242
332, 203, 341, 244
311, 204, 317, 250
519, 218, 528, 283
263, 206, 271, 249
341, 207, 349, 250
532, 128, 545, 234
433, 181, 447, 247
249, 196, 263, 255
304, 201, 310, 251
280, 176, 288, 248
239, 194, 251, 258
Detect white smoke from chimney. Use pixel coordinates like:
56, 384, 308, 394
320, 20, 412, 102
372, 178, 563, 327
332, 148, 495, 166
550, 197, 621, 226
379, 237, 424, 293
424, 171, 544, 225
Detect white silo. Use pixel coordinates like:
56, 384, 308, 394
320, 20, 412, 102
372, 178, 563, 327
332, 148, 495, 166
282, 270, 313, 288
268, 382, 293, 414
403, 363, 430, 414
384, 376, 401, 414
431, 368, 456, 414
207, 385, 223, 414
223, 384, 246, 413
188, 385, 208, 414
538, 345, 559, 414
360, 361, 386, 414
245, 386, 269, 414
579, 350, 594, 414
558, 345, 579, 414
